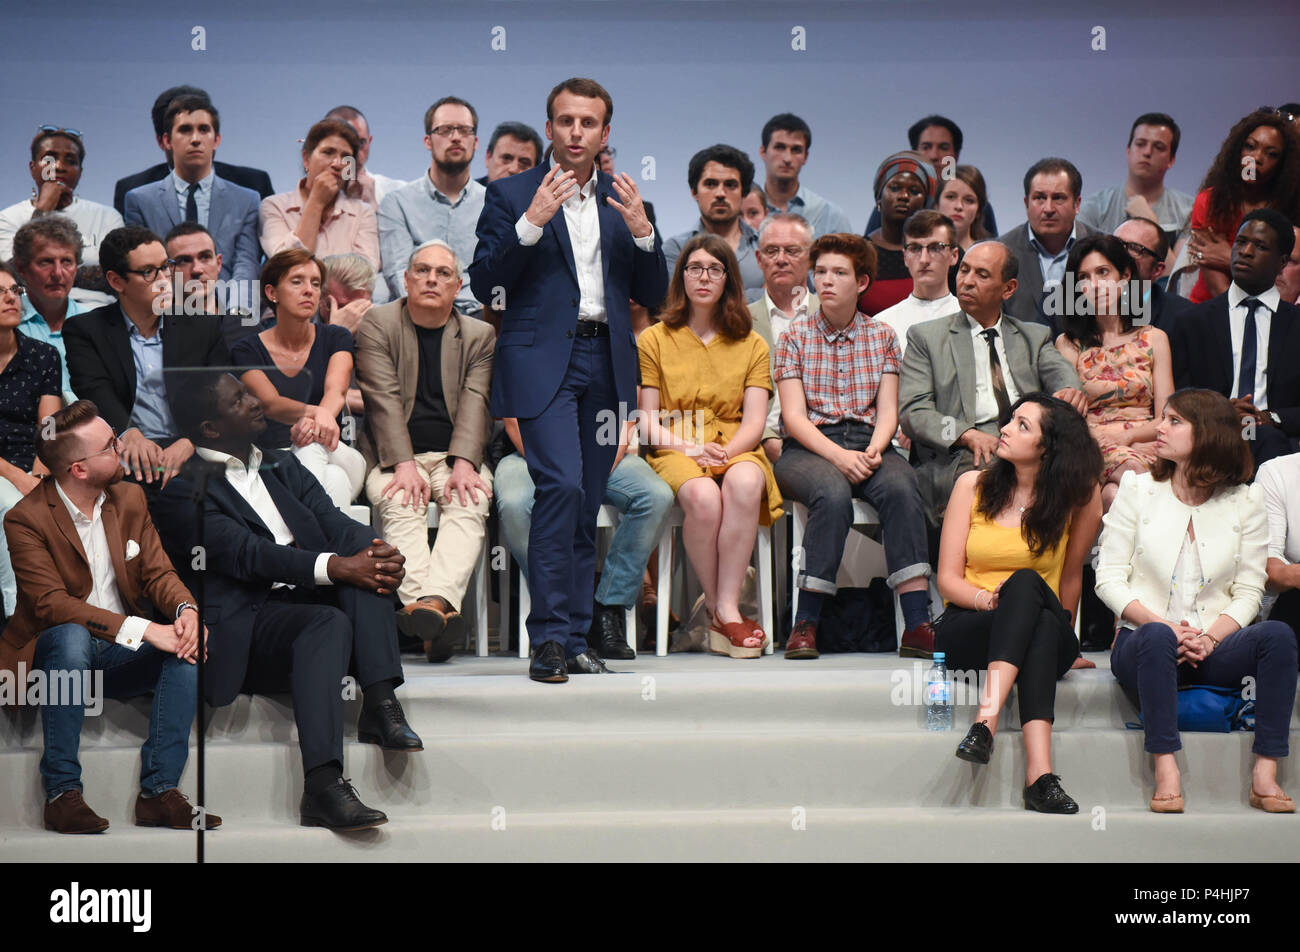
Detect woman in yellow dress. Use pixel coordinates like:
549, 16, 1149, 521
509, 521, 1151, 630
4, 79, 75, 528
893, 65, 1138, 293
638, 234, 782, 658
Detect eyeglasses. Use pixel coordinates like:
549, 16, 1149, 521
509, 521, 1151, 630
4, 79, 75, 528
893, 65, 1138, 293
410, 264, 458, 282
0, 283, 26, 300
684, 264, 726, 280
1120, 240, 1160, 260
903, 242, 955, 256
124, 260, 177, 282
759, 245, 808, 259
1264, 106, 1298, 123
37, 125, 82, 139
428, 124, 476, 138
69, 435, 122, 467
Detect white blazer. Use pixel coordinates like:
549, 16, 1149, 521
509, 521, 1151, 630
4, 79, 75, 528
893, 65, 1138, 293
1096, 471, 1268, 630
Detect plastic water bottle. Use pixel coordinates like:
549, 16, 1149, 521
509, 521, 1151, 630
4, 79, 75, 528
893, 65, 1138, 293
926, 652, 952, 731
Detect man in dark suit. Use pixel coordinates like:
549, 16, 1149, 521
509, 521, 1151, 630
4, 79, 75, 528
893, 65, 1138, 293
1171, 209, 1300, 467
469, 77, 667, 682
113, 85, 273, 215
1114, 215, 1195, 333
63, 227, 230, 495
998, 158, 1097, 330
154, 372, 420, 831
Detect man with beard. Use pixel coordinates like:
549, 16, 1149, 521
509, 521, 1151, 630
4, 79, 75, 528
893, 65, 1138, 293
379, 97, 485, 317
664, 144, 764, 300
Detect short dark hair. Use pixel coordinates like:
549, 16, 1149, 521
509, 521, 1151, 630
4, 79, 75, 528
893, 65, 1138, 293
12, 216, 84, 269
424, 96, 478, 135
36, 399, 101, 472
1119, 215, 1170, 261
486, 121, 543, 160
172, 370, 233, 443
903, 209, 957, 246
687, 144, 755, 196
151, 85, 209, 138
1239, 208, 1297, 257
164, 95, 220, 137
302, 118, 360, 159
970, 240, 1019, 282
163, 221, 215, 248
261, 249, 325, 308
907, 115, 963, 154
545, 78, 612, 125
761, 113, 811, 150
810, 232, 877, 282
1150, 388, 1254, 491
1023, 157, 1082, 200
324, 104, 366, 126
1128, 112, 1181, 158
30, 129, 85, 165
99, 226, 163, 285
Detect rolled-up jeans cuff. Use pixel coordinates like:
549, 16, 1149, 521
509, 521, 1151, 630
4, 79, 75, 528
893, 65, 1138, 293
796, 573, 837, 596
886, 563, 931, 589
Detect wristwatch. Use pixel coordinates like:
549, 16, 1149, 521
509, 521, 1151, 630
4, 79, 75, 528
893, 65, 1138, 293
1268, 411, 1282, 427
175, 602, 198, 620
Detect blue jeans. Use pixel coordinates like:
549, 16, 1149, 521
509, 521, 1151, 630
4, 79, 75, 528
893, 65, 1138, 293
1112, 620, 1298, 756
774, 421, 931, 594
32, 623, 197, 799
496, 451, 674, 608
0, 474, 26, 616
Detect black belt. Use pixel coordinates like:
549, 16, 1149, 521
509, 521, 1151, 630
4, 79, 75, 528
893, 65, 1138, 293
574, 320, 609, 338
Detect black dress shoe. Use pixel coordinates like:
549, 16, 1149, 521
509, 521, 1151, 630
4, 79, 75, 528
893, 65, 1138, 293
357, 698, 423, 751
1023, 773, 1079, 814
589, 602, 636, 660
567, 650, 614, 674
300, 778, 388, 831
955, 721, 994, 764
529, 640, 568, 683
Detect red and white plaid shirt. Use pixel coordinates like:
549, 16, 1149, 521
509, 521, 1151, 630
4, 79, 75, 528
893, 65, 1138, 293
773, 310, 900, 426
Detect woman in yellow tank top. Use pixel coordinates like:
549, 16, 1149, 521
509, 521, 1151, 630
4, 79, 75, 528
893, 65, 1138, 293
936, 393, 1102, 814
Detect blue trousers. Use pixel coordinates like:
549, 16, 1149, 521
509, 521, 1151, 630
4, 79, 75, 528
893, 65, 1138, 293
516, 335, 620, 656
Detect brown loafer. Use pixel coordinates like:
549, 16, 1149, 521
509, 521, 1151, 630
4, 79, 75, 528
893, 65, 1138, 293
899, 621, 936, 659
135, 789, 222, 830
1249, 787, 1296, 813
1149, 792, 1184, 813
44, 790, 109, 834
784, 620, 820, 659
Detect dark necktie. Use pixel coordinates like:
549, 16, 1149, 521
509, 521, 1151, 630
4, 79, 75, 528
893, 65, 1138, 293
981, 328, 1012, 421
185, 182, 199, 224
1237, 298, 1262, 400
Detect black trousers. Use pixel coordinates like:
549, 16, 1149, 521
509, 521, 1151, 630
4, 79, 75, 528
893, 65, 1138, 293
933, 569, 1079, 724
242, 586, 403, 773
1270, 589, 1300, 668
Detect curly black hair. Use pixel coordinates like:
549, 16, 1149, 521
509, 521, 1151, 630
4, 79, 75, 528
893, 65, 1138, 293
975, 393, 1102, 558
1199, 108, 1300, 234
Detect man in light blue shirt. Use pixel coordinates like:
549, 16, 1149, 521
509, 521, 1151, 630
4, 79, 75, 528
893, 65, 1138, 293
759, 113, 852, 239
379, 96, 485, 315
11, 216, 90, 402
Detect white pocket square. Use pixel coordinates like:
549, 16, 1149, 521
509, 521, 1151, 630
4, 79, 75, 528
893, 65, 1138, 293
125, 540, 140, 561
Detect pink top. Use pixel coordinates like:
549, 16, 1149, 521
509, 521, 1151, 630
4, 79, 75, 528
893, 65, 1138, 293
259, 181, 380, 268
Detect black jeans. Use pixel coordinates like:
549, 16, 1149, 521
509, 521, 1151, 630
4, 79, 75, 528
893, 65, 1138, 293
933, 569, 1079, 724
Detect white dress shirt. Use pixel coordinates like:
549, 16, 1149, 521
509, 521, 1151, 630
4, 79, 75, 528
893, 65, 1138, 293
196, 446, 334, 586
1228, 283, 1280, 408
54, 482, 150, 650
876, 292, 960, 357
1256, 452, 1300, 565
967, 314, 1021, 425
765, 288, 811, 436
515, 169, 656, 323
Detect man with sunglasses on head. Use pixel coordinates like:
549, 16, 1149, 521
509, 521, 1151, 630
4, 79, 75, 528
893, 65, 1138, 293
1113, 215, 1194, 333
63, 227, 230, 500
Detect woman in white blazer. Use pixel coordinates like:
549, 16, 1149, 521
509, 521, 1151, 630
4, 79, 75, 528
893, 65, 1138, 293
1096, 388, 1297, 814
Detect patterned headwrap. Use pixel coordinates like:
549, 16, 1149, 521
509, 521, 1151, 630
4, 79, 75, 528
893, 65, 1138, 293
873, 150, 937, 204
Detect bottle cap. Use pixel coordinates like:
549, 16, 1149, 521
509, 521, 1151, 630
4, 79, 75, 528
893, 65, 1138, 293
932, 652, 945, 662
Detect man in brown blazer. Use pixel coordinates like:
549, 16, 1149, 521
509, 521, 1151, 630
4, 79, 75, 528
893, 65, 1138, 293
1, 400, 220, 834
355, 239, 495, 661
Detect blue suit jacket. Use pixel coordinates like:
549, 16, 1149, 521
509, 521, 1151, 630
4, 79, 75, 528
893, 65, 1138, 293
123, 174, 261, 289
469, 162, 667, 419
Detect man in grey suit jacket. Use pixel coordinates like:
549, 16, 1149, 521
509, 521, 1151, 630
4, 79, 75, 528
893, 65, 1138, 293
899, 241, 1085, 523
123, 96, 260, 306
998, 158, 1097, 331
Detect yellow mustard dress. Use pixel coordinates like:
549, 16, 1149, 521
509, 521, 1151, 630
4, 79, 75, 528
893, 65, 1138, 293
637, 321, 783, 526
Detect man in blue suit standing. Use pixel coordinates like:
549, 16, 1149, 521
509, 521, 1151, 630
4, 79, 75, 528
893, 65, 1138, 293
470, 77, 666, 682
123, 95, 260, 311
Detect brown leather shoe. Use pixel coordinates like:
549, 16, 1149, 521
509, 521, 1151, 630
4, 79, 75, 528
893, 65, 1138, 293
784, 620, 820, 659
1249, 787, 1296, 813
899, 621, 936, 659
135, 789, 222, 830
44, 790, 109, 834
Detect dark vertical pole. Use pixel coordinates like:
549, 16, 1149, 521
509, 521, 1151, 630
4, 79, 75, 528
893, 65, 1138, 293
194, 472, 206, 864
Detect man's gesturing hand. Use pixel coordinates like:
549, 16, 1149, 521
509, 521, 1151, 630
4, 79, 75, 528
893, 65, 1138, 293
524, 166, 579, 229
607, 172, 653, 239
328, 539, 406, 595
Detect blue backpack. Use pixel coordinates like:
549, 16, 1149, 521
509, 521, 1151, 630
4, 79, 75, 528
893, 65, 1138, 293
1127, 685, 1255, 733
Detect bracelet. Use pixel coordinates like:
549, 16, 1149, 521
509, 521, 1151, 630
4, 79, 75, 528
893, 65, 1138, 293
975, 590, 988, 612
1201, 632, 1220, 647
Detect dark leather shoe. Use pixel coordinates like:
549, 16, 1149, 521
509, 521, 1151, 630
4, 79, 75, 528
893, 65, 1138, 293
136, 789, 222, 830
590, 602, 636, 659
899, 620, 936, 659
300, 778, 388, 831
567, 650, 614, 674
529, 640, 568, 683
357, 698, 423, 751
955, 721, 994, 765
44, 790, 109, 834
1024, 773, 1079, 814
785, 619, 820, 659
